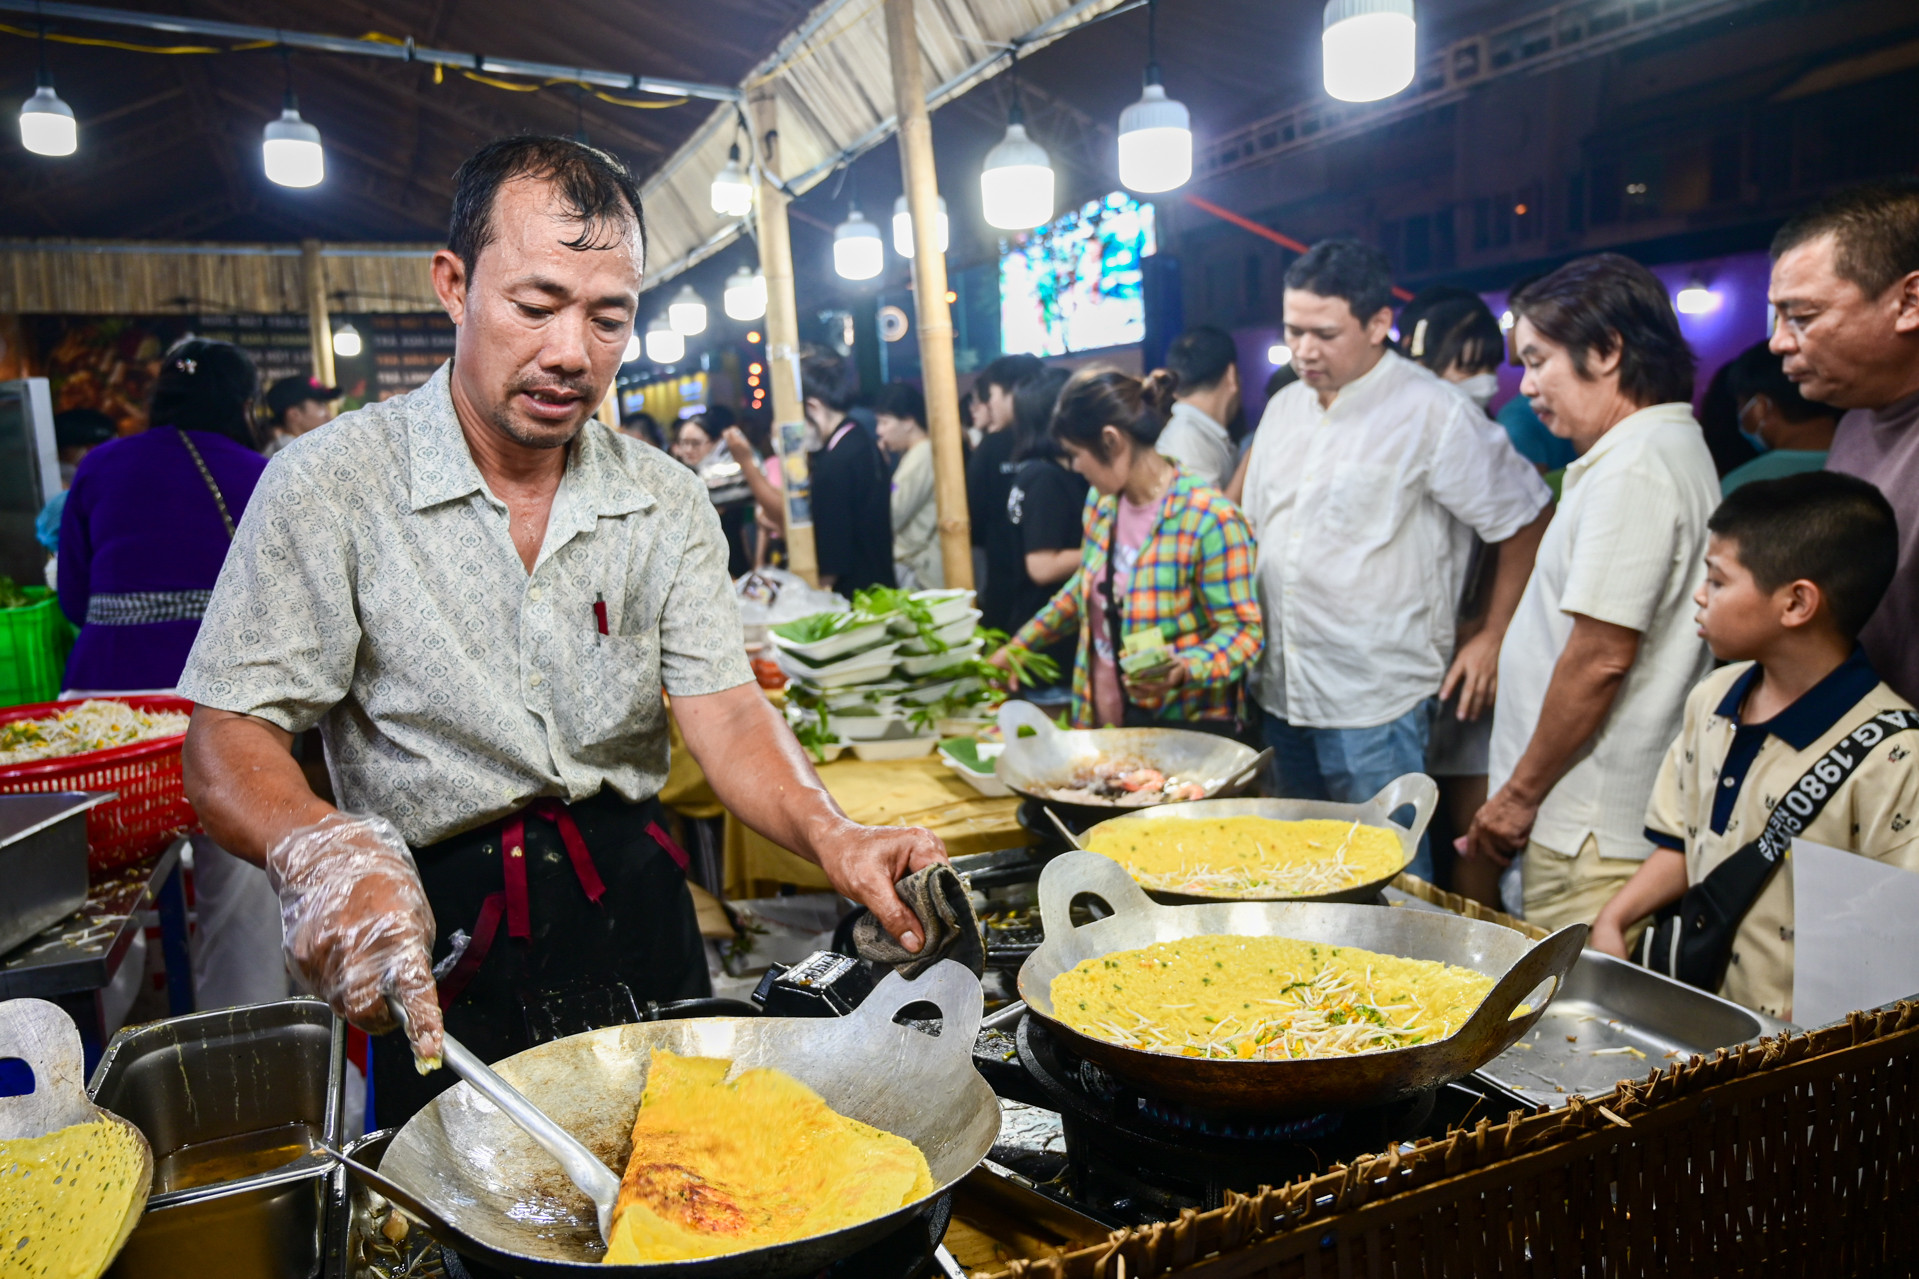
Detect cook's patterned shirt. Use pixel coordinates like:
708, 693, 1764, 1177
178, 362, 753, 846
1644, 651, 1919, 1021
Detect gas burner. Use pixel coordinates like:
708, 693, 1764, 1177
434, 1195, 952, 1279
1133, 1095, 1343, 1142
1014, 1014, 1465, 1222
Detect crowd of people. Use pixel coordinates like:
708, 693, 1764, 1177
38, 166, 1918, 1031
659, 177, 1919, 1021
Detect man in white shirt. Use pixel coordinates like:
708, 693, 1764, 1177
1157, 326, 1240, 488
1243, 240, 1552, 881
1467, 254, 1719, 931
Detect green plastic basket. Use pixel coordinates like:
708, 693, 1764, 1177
0, 587, 76, 708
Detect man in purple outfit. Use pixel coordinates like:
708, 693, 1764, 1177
58, 338, 268, 692
1769, 180, 1919, 704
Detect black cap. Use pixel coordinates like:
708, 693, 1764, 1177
266, 374, 340, 422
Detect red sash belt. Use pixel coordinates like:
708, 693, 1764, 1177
437, 799, 689, 1008
435, 800, 694, 1008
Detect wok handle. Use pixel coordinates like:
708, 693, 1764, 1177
386, 995, 622, 1244
1223, 746, 1275, 795
1457, 922, 1588, 1053
1365, 772, 1440, 855
853, 959, 985, 1055
1037, 849, 1160, 938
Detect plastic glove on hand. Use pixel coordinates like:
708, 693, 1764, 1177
265, 813, 443, 1070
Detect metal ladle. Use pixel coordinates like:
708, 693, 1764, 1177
387, 995, 621, 1245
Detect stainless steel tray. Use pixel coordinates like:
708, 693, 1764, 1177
89, 998, 347, 1279
1476, 949, 1795, 1109
0, 791, 114, 957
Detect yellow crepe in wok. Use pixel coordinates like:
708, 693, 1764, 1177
1087, 816, 1405, 898
602, 1050, 934, 1264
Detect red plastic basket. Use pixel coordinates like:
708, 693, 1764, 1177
0, 695, 198, 873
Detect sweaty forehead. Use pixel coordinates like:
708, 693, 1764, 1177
485, 176, 644, 283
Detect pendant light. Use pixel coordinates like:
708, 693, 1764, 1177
892, 193, 949, 259
331, 323, 362, 359
723, 265, 767, 321
668, 285, 709, 336
644, 315, 684, 364
833, 205, 884, 281
622, 331, 642, 364
263, 53, 324, 188
1322, 0, 1417, 103
980, 52, 1054, 231
1116, 0, 1190, 194
710, 144, 753, 218
18, 24, 76, 157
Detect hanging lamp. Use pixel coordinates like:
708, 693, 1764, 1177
980, 50, 1054, 231
668, 285, 709, 335
1322, 0, 1416, 103
18, 24, 76, 157
723, 265, 767, 321
710, 144, 753, 217
263, 49, 324, 187
644, 315, 684, 364
892, 192, 949, 258
833, 205, 884, 281
1116, 0, 1190, 193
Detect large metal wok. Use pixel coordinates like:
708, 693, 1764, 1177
355, 962, 998, 1277
1075, 773, 1438, 905
994, 720, 1266, 824
1017, 851, 1585, 1115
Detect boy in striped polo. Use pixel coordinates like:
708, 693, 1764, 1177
1591, 471, 1919, 1019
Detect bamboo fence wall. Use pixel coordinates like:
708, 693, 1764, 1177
0, 240, 440, 315
988, 1001, 1919, 1278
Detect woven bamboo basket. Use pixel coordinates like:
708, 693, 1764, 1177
987, 904, 1919, 1278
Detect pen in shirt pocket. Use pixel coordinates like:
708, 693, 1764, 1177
593, 592, 609, 638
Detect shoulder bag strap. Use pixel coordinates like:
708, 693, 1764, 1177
1645, 707, 1919, 988
175, 428, 237, 539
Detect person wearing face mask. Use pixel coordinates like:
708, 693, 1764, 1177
1767, 180, 1919, 706
1240, 241, 1552, 883
1465, 254, 1719, 930
1718, 341, 1839, 495
1395, 286, 1520, 903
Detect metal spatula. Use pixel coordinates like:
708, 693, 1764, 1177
387, 995, 621, 1245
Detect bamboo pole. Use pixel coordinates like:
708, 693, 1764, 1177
748, 84, 820, 587
884, 0, 973, 590
301, 239, 336, 386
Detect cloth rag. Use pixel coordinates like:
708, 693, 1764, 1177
853, 864, 984, 979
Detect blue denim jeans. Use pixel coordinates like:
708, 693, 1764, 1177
1261, 698, 1438, 882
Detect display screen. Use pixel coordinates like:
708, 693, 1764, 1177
1000, 192, 1157, 357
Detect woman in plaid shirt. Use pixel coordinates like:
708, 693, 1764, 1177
990, 367, 1263, 729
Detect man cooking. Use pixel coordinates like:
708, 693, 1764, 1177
177, 136, 943, 1123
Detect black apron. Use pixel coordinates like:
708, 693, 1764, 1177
370, 789, 710, 1127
